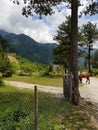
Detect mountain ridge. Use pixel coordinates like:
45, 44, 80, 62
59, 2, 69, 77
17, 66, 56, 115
0, 30, 57, 64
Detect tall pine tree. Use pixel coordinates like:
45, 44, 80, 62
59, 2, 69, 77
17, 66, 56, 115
53, 16, 71, 74
11, 0, 98, 105
81, 22, 98, 73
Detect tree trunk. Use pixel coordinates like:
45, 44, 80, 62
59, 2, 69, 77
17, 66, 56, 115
64, 0, 81, 105
88, 43, 91, 73
70, 0, 81, 105
63, 74, 72, 101
64, 63, 67, 74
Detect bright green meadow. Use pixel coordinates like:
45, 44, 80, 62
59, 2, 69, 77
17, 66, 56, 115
0, 85, 97, 130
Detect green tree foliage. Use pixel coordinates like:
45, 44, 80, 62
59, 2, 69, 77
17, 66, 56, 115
11, 0, 98, 17
53, 16, 83, 73
92, 50, 98, 68
81, 22, 98, 73
53, 16, 71, 73
0, 35, 15, 78
0, 46, 14, 77
82, 1, 98, 15
11, 0, 70, 18
0, 35, 15, 52
18, 57, 37, 76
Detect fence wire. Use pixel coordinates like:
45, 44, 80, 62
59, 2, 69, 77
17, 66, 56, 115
0, 85, 35, 130
1, 82, 97, 130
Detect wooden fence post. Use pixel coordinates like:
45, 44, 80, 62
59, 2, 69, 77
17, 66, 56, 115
34, 86, 38, 130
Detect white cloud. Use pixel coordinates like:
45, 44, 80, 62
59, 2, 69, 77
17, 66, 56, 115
93, 41, 98, 49
0, 0, 98, 43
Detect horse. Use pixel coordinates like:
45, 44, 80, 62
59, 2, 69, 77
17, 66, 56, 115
79, 72, 90, 84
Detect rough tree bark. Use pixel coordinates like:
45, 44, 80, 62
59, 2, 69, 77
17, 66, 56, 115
88, 43, 91, 73
63, 0, 81, 105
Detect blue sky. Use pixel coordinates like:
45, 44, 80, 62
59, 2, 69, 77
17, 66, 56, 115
0, 0, 98, 44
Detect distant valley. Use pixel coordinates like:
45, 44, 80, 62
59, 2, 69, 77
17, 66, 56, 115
0, 30, 57, 64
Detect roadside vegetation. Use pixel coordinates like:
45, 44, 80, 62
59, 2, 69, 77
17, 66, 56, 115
3, 53, 98, 88
1, 36, 98, 129
4, 75, 63, 87
0, 85, 97, 130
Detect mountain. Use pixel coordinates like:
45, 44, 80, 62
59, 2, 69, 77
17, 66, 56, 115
0, 30, 57, 64
0, 34, 15, 52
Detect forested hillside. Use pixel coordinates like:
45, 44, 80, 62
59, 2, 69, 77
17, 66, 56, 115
0, 30, 57, 64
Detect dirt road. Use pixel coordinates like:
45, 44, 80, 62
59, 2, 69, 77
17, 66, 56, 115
5, 77, 98, 106
5, 80, 63, 96
79, 77, 98, 107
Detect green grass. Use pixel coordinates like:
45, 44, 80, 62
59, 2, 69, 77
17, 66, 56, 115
0, 85, 97, 130
4, 74, 84, 88
4, 75, 63, 87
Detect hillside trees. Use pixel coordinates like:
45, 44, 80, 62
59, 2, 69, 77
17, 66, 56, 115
0, 46, 14, 78
92, 50, 98, 68
0, 36, 15, 80
0, 35, 15, 52
10, 0, 98, 105
53, 16, 71, 74
53, 16, 83, 74
81, 22, 98, 73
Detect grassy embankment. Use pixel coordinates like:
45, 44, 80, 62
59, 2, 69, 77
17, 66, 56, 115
0, 84, 97, 130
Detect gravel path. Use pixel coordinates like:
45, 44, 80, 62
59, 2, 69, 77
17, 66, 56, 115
5, 81, 63, 97
5, 77, 98, 106
79, 77, 98, 108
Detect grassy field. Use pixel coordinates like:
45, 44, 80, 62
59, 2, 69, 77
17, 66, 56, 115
0, 85, 97, 130
4, 75, 63, 87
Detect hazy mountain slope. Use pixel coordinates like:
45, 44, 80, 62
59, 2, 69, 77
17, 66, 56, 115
0, 30, 57, 64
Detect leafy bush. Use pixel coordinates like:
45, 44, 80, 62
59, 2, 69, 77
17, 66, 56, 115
0, 76, 4, 87
91, 68, 98, 76
2, 68, 14, 77
0, 47, 15, 77
18, 70, 32, 76
39, 66, 52, 77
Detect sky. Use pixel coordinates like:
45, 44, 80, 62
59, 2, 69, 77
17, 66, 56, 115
0, 0, 98, 44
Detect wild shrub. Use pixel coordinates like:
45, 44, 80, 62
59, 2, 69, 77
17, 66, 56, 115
0, 76, 4, 87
